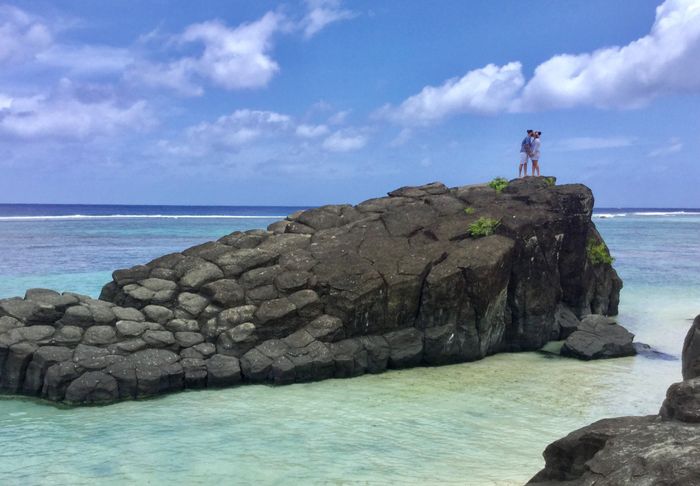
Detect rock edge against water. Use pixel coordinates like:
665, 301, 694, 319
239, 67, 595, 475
1, 177, 623, 405
528, 315, 700, 485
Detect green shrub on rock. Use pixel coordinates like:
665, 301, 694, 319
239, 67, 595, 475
469, 217, 500, 237
464, 207, 476, 215
587, 240, 614, 265
488, 177, 509, 193
545, 176, 556, 187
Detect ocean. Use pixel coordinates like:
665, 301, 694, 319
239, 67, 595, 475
1, 204, 699, 485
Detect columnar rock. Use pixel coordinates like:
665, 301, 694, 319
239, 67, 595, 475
0, 177, 622, 405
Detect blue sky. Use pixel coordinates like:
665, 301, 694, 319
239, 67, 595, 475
1, 0, 699, 207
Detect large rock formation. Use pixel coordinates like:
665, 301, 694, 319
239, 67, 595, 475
0, 177, 622, 404
529, 315, 700, 485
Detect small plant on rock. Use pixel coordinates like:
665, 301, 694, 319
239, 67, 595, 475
464, 207, 476, 215
469, 217, 500, 237
587, 239, 614, 265
545, 176, 556, 187
488, 177, 509, 193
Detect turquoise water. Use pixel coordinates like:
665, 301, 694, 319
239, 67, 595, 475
1, 211, 698, 485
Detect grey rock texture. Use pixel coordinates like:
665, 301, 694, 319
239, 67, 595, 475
560, 315, 636, 360
1, 177, 621, 405
529, 316, 700, 485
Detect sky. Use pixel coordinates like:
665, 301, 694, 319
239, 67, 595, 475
1, 0, 699, 207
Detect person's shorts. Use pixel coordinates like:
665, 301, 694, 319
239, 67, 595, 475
531, 152, 540, 160
519, 152, 529, 164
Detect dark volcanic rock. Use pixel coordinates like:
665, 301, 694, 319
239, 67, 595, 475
528, 416, 700, 485
560, 315, 635, 360
529, 317, 700, 485
682, 314, 700, 380
0, 177, 622, 404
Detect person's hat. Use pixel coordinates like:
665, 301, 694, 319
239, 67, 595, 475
526, 129, 533, 132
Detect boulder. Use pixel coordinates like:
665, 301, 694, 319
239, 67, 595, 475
64, 371, 119, 404
682, 314, 700, 380
528, 416, 700, 485
561, 315, 636, 360
659, 377, 700, 422
206, 354, 242, 387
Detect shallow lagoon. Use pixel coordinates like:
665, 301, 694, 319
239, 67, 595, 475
1, 212, 698, 485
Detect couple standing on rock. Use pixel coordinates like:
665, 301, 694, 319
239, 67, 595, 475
519, 129, 542, 178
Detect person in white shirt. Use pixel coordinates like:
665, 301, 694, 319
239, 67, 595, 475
530, 131, 541, 176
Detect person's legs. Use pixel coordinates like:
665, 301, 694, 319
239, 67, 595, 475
532, 160, 540, 176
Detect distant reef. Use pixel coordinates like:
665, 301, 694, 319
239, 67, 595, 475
528, 315, 700, 485
1, 177, 623, 405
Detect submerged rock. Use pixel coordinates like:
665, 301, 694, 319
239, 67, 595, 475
0, 177, 622, 405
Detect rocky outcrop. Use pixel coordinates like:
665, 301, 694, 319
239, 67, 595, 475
529, 315, 700, 485
0, 177, 622, 405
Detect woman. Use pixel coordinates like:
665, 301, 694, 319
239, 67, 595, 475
530, 131, 541, 176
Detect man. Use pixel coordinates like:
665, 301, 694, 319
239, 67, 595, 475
519, 129, 533, 177
531, 131, 542, 176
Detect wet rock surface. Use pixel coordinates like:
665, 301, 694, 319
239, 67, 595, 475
0, 178, 622, 405
529, 315, 700, 485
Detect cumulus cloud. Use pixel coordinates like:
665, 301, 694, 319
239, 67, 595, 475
301, 0, 356, 39
0, 4, 52, 63
519, 0, 700, 110
322, 130, 367, 151
382, 0, 700, 123
188, 109, 290, 146
378, 62, 525, 125
158, 109, 291, 157
163, 108, 368, 156
0, 82, 152, 139
129, 12, 283, 95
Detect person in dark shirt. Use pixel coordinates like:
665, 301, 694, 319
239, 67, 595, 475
519, 129, 533, 178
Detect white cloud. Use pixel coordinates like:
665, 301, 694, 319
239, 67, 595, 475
648, 137, 683, 157
380, 0, 700, 123
552, 136, 637, 152
0, 84, 152, 140
378, 62, 525, 125
518, 0, 700, 110
0, 4, 52, 63
296, 123, 329, 138
126, 59, 203, 96
301, 0, 356, 39
162, 109, 291, 155
159, 108, 370, 161
127, 12, 283, 95
322, 130, 367, 151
